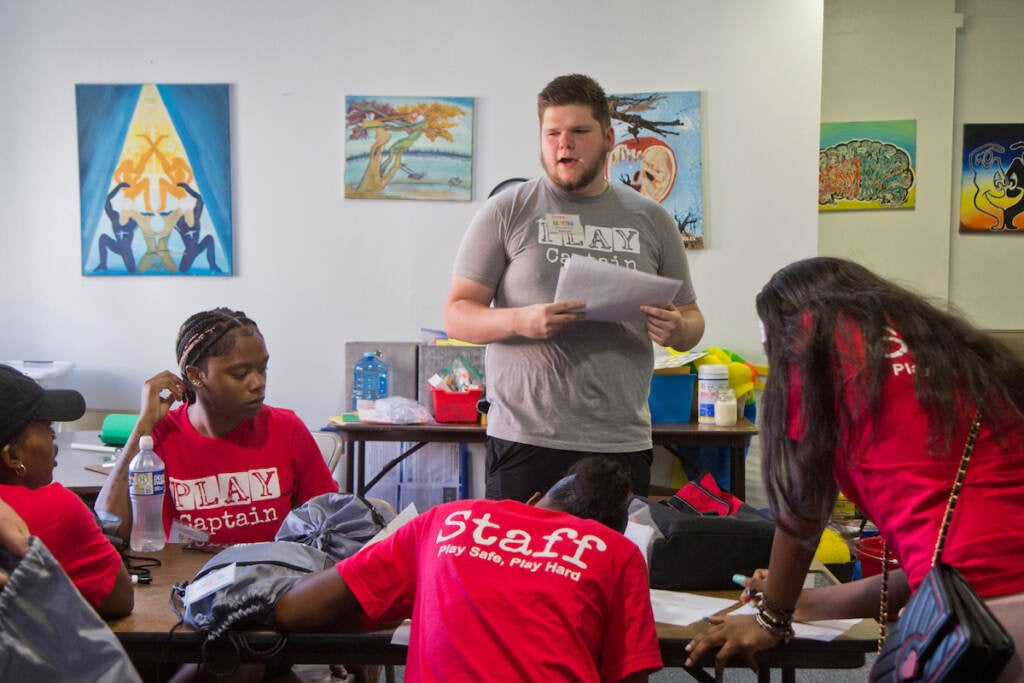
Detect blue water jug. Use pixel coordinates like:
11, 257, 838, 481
352, 352, 388, 410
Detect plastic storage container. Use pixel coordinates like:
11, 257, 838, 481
430, 386, 483, 423
697, 364, 730, 424
648, 373, 696, 423
352, 352, 389, 411
856, 535, 900, 577
129, 435, 166, 552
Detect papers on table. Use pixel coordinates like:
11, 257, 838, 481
650, 589, 736, 627
363, 503, 418, 549
553, 254, 683, 323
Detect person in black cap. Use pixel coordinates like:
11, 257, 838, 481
0, 365, 134, 618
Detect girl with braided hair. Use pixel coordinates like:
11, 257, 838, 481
96, 307, 337, 547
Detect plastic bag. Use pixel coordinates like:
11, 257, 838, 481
370, 396, 433, 424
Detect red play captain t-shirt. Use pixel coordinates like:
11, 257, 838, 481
154, 404, 337, 545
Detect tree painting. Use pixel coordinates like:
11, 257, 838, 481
345, 96, 473, 201
606, 91, 704, 249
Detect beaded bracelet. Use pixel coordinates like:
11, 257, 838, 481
760, 595, 795, 620
754, 601, 795, 644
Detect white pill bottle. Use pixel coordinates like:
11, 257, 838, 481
697, 364, 730, 425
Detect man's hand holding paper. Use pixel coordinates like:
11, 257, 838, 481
553, 254, 684, 324
513, 300, 586, 339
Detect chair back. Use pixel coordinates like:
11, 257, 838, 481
310, 430, 343, 474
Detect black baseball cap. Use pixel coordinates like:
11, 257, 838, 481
0, 364, 86, 445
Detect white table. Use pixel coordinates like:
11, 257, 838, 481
53, 429, 115, 495
3, 360, 74, 385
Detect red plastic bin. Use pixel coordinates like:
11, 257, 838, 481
856, 535, 900, 577
430, 387, 483, 423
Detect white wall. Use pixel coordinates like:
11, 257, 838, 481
0, 0, 823, 427
819, 0, 960, 302
949, 0, 1024, 327
820, 0, 1024, 324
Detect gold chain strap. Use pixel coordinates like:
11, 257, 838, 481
876, 412, 982, 649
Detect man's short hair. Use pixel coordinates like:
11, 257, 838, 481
537, 74, 611, 132
544, 457, 631, 533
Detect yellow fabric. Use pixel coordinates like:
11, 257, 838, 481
815, 527, 852, 564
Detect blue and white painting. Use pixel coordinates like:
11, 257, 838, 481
77, 83, 232, 276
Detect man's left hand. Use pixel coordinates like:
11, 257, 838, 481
641, 304, 687, 348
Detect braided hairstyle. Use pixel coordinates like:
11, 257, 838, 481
176, 307, 261, 403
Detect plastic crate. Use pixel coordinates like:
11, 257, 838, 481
648, 373, 696, 423
429, 387, 483, 423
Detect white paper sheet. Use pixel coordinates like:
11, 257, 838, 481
553, 254, 683, 323
362, 503, 418, 549
649, 589, 737, 627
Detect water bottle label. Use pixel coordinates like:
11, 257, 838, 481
129, 469, 166, 496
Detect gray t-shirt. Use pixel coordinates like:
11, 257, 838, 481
453, 178, 697, 452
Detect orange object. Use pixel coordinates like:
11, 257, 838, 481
430, 387, 483, 423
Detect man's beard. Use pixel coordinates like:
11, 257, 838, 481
544, 145, 609, 193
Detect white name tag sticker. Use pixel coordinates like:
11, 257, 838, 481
170, 520, 210, 544
184, 563, 236, 606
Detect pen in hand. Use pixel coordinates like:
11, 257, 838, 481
731, 573, 761, 602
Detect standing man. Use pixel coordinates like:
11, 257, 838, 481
445, 74, 704, 501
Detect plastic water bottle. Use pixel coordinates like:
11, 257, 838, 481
352, 351, 389, 410
129, 435, 166, 552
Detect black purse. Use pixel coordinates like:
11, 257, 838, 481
870, 414, 1015, 682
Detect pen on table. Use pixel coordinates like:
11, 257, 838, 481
70, 442, 118, 454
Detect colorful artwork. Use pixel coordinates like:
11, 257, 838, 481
345, 96, 473, 201
819, 120, 916, 211
605, 90, 704, 249
959, 123, 1024, 233
76, 84, 232, 276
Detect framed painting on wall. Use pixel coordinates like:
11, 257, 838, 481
76, 83, 232, 276
345, 96, 474, 201
959, 123, 1024, 233
819, 119, 916, 211
605, 90, 704, 249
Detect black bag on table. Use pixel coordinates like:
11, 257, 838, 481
632, 471, 774, 590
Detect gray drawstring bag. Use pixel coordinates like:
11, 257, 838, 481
0, 536, 142, 683
174, 540, 333, 643
274, 492, 394, 562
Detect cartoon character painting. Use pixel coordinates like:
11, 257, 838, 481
960, 124, 1024, 233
